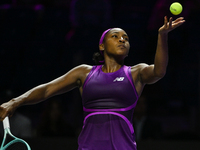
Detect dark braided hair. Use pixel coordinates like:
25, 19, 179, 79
93, 28, 112, 65
93, 52, 104, 65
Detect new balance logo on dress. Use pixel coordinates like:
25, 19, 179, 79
113, 77, 124, 82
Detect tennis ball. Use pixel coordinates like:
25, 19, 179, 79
170, 2, 183, 15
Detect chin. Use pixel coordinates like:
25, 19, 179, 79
117, 51, 128, 57
115, 54, 128, 60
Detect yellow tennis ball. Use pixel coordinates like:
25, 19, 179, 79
170, 2, 183, 15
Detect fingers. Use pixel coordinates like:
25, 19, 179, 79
173, 21, 185, 29
0, 114, 5, 122
0, 115, 6, 122
167, 16, 185, 28
164, 16, 168, 27
164, 16, 174, 28
166, 16, 185, 24
0, 113, 9, 121
160, 16, 185, 34
0, 107, 3, 121
172, 18, 185, 26
174, 17, 185, 22
173, 17, 185, 27
0, 106, 9, 121
169, 17, 173, 28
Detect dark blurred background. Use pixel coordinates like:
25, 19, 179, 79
0, 0, 200, 149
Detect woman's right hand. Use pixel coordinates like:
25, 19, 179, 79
0, 100, 17, 121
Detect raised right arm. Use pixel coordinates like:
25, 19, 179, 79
0, 64, 92, 121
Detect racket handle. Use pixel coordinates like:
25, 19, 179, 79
3, 116, 10, 129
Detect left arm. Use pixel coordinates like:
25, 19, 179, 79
139, 16, 185, 84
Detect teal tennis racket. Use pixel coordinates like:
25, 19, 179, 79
0, 116, 31, 150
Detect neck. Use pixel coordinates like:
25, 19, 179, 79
102, 59, 124, 73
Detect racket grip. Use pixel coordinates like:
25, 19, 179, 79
3, 116, 10, 129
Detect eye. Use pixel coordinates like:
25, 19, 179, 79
112, 35, 117, 38
125, 38, 129, 41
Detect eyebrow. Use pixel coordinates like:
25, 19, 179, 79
111, 32, 128, 37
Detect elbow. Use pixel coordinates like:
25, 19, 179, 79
155, 70, 166, 79
159, 72, 166, 79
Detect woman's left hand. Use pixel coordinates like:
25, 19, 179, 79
159, 16, 185, 34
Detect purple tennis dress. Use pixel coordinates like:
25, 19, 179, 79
78, 65, 139, 150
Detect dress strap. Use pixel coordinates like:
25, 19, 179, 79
83, 111, 134, 134
83, 65, 101, 89
123, 66, 138, 99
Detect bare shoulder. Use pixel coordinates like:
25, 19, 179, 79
72, 64, 93, 90
74, 64, 93, 74
129, 63, 150, 95
44, 64, 93, 96
79, 64, 93, 70
130, 63, 150, 83
130, 63, 149, 72
71, 64, 93, 84
58, 64, 93, 83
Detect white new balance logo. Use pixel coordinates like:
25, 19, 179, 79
113, 77, 124, 82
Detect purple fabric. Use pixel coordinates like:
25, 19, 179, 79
83, 111, 134, 134
99, 28, 112, 45
79, 65, 138, 150
83, 65, 101, 89
83, 102, 135, 112
123, 66, 139, 100
99, 28, 112, 56
78, 114, 137, 150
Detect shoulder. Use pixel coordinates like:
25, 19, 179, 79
129, 63, 150, 85
130, 63, 149, 72
77, 64, 93, 70
59, 64, 93, 84
71, 64, 93, 74
71, 64, 94, 89
72, 64, 93, 83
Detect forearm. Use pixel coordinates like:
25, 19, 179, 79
11, 84, 48, 108
154, 32, 168, 77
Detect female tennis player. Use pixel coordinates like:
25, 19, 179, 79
0, 16, 185, 150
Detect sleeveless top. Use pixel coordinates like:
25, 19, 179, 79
78, 65, 139, 150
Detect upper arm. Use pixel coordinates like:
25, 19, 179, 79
136, 63, 164, 85
44, 64, 92, 98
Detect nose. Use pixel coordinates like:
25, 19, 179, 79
119, 37, 125, 43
